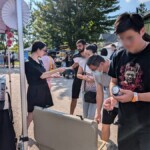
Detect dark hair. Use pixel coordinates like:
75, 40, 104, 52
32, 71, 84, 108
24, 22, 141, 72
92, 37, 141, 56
31, 41, 46, 53
86, 44, 97, 53
87, 55, 105, 67
114, 13, 144, 34
101, 48, 108, 56
111, 44, 116, 48
76, 39, 86, 45
143, 33, 150, 42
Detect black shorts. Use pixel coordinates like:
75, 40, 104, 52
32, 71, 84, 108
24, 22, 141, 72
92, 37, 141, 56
102, 107, 118, 125
72, 77, 82, 99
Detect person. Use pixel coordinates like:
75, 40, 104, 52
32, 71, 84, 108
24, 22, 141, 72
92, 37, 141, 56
101, 48, 119, 126
25, 41, 65, 129
104, 13, 150, 150
110, 44, 117, 60
70, 39, 86, 115
41, 50, 57, 89
77, 44, 97, 119
100, 48, 108, 59
87, 55, 118, 143
10, 52, 15, 68
100, 48, 109, 91
3, 53, 7, 68
0, 52, 4, 67
64, 53, 69, 67
47, 52, 56, 70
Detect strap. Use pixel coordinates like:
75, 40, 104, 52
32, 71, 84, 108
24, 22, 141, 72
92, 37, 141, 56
83, 63, 87, 92
6, 92, 14, 124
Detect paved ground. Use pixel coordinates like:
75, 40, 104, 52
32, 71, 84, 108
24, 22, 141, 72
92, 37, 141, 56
0, 67, 118, 150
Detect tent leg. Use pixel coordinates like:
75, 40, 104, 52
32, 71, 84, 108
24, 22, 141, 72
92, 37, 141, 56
16, 0, 28, 149
7, 48, 12, 98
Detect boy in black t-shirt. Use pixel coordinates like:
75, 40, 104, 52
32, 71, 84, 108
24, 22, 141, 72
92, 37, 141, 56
104, 13, 150, 150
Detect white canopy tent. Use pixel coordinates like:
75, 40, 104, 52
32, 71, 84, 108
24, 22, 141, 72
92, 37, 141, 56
0, 0, 30, 149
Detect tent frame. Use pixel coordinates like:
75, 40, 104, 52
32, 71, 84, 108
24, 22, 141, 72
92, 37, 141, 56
16, 0, 28, 149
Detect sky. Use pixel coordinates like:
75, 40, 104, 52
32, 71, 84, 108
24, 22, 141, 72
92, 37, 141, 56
114, 0, 150, 15
25, 0, 150, 16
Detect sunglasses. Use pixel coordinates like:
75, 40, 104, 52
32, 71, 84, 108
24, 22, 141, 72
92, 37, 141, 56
43, 49, 48, 52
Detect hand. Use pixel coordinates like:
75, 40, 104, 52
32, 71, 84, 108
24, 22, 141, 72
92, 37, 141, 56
103, 97, 117, 111
58, 67, 66, 73
83, 75, 94, 82
113, 89, 134, 103
51, 73, 61, 78
67, 66, 73, 70
94, 112, 101, 124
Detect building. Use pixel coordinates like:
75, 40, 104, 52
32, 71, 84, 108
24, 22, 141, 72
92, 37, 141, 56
99, 33, 118, 46
144, 10, 150, 34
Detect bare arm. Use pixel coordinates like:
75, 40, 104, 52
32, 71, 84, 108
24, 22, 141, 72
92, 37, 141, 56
114, 89, 150, 103
71, 62, 79, 69
96, 83, 104, 116
77, 66, 85, 80
77, 66, 94, 82
138, 93, 150, 102
41, 68, 65, 79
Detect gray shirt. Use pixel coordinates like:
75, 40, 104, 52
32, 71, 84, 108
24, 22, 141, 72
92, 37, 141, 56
93, 72, 111, 87
93, 71, 118, 108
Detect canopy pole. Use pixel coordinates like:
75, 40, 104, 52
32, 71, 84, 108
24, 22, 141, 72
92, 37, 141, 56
7, 48, 12, 98
16, 0, 28, 149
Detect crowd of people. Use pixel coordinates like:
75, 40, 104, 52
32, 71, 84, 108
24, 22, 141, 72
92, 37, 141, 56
1, 12, 150, 150
24, 13, 150, 150
0, 52, 16, 68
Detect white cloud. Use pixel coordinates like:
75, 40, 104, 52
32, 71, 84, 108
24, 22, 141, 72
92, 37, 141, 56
138, 0, 150, 3
125, 0, 131, 2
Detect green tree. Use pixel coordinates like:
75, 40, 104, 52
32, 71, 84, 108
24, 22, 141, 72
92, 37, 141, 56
33, 0, 119, 50
10, 44, 19, 53
0, 34, 7, 53
137, 3, 147, 16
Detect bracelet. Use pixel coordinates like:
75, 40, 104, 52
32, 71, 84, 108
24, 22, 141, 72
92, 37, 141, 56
131, 92, 138, 102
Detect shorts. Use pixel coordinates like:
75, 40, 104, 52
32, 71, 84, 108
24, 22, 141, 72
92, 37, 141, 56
102, 107, 118, 125
72, 77, 82, 99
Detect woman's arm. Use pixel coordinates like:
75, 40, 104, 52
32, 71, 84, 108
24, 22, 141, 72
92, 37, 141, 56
40, 68, 65, 79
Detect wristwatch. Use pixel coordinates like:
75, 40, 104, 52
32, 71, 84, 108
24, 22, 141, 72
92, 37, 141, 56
131, 92, 138, 102
112, 86, 120, 96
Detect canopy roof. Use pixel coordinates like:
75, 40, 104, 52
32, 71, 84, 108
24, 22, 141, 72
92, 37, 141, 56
0, 0, 8, 33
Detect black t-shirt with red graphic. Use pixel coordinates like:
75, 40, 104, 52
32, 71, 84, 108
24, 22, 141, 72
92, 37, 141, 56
108, 43, 150, 130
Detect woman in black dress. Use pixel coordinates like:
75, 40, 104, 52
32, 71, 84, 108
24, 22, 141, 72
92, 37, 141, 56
25, 41, 65, 129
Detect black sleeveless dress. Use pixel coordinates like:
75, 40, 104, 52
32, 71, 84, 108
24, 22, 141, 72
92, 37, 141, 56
25, 57, 53, 112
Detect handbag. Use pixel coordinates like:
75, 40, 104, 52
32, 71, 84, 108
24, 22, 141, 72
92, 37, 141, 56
84, 91, 96, 103
83, 64, 96, 104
